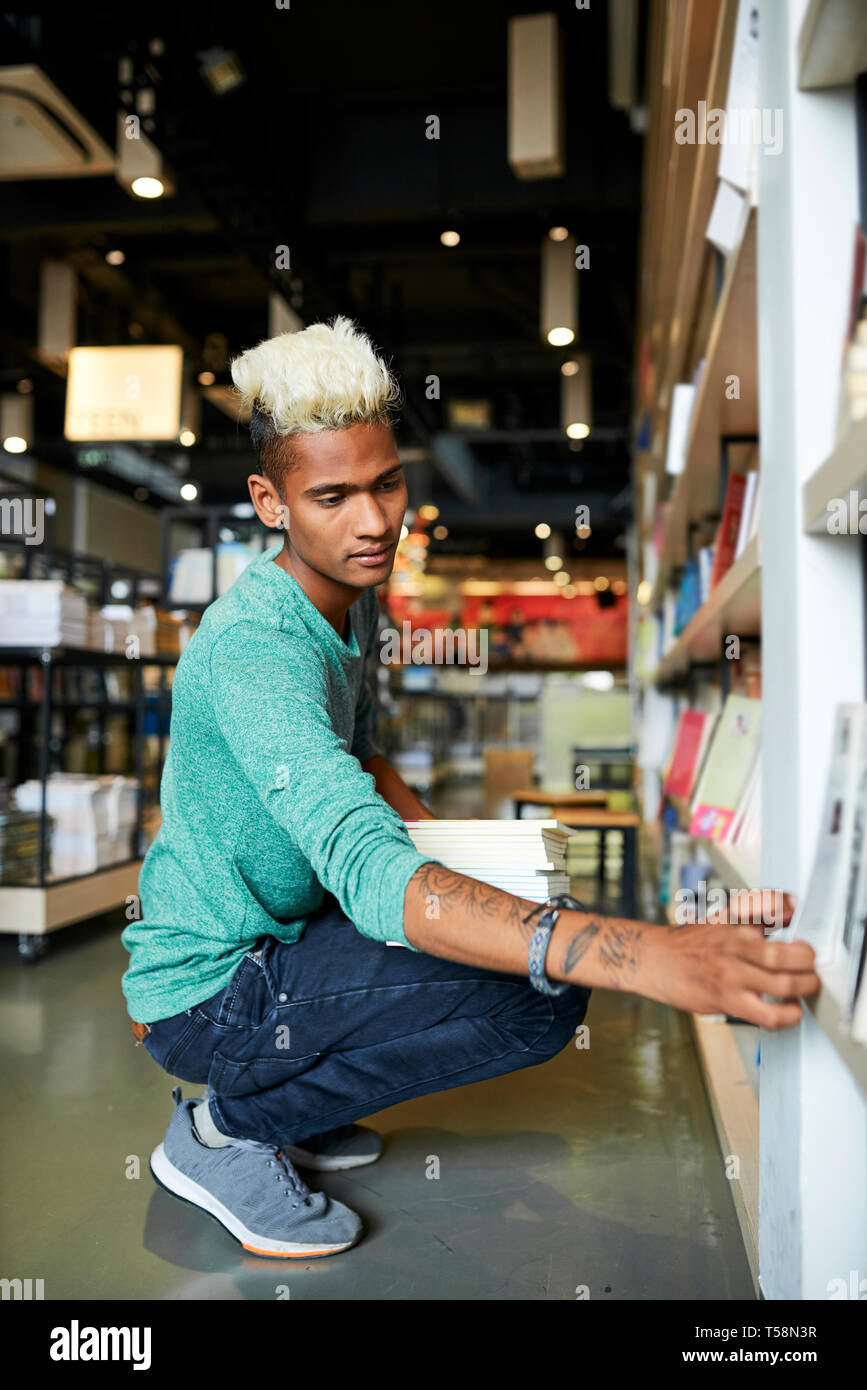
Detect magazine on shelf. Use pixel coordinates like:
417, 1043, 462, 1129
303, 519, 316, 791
689, 695, 761, 841
663, 710, 717, 801
791, 706, 867, 995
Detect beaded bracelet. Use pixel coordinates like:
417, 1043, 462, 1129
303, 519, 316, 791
523, 893, 587, 996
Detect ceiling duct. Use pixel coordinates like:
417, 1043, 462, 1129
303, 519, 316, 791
0, 65, 114, 179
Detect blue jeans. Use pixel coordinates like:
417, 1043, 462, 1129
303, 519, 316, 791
141, 895, 592, 1147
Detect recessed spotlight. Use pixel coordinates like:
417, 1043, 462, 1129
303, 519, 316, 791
180, 482, 198, 501
547, 327, 575, 347
179, 429, 197, 447
2, 436, 27, 454
560, 360, 579, 377
575, 525, 591, 539
544, 555, 563, 571
433, 525, 448, 540
594, 576, 610, 591
106, 249, 126, 266
535, 522, 551, 539
197, 371, 215, 386
418, 504, 439, 521
16, 379, 33, 394
131, 176, 165, 199
548, 226, 569, 241
566, 422, 590, 439
440, 230, 460, 247
554, 570, 570, 586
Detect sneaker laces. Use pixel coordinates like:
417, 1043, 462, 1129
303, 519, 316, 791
227, 1135, 314, 1205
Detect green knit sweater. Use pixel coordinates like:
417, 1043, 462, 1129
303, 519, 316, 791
121, 542, 430, 1023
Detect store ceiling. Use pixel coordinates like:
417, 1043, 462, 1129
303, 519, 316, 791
0, 1, 645, 563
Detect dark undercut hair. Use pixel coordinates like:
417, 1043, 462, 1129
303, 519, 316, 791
249, 402, 298, 498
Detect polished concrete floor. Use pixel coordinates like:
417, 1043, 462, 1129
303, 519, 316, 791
0, 903, 756, 1301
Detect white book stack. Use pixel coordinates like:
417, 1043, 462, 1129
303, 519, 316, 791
383, 820, 574, 945
0, 580, 88, 648
13, 773, 139, 878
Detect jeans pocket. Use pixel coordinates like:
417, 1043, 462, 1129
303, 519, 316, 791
144, 1010, 210, 1079
208, 1048, 320, 1098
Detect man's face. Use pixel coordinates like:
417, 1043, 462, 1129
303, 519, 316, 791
253, 421, 407, 591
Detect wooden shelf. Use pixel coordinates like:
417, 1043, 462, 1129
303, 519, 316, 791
801, 417, 867, 532
645, 533, 761, 683
0, 859, 144, 935
691, 1013, 760, 1295
701, 837, 760, 892
798, 0, 867, 89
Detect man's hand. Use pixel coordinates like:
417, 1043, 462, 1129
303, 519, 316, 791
642, 922, 819, 1028
676, 887, 799, 929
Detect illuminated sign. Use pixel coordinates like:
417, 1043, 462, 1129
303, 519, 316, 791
64, 345, 184, 442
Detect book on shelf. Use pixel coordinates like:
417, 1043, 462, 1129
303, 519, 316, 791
734, 469, 759, 561
665, 384, 696, 476
688, 695, 761, 841
709, 471, 748, 591
726, 752, 761, 848
717, 0, 760, 196
697, 545, 715, 604
0, 580, 88, 648
791, 707, 867, 1023
674, 561, 701, 635
706, 177, 749, 257
663, 710, 718, 802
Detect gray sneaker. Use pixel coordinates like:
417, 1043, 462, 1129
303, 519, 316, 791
196, 1087, 382, 1172
149, 1087, 363, 1258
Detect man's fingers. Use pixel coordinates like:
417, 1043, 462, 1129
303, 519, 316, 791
735, 931, 817, 971
726, 992, 805, 1030
727, 889, 797, 928
733, 962, 820, 1000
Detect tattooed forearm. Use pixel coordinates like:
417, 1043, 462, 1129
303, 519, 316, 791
560, 915, 643, 988
413, 862, 533, 939
562, 922, 601, 974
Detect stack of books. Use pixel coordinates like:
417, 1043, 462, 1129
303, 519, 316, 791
0, 581, 88, 648
12, 773, 139, 878
403, 819, 572, 902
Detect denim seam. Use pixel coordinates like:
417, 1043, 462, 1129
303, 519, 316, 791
207, 1010, 557, 1145
163, 1011, 209, 1075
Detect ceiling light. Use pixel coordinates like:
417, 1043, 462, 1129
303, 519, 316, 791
548, 226, 569, 241
575, 524, 592, 538
433, 525, 448, 540
554, 570, 570, 586
541, 232, 578, 347
418, 504, 440, 520
180, 482, 198, 501
179, 429, 197, 447
197, 370, 215, 386
3, 436, 27, 454
562, 352, 592, 438
561, 360, 579, 376
594, 576, 610, 591
440, 230, 460, 247
534, 522, 551, 539
106, 249, 125, 266
131, 176, 165, 199
16, 379, 33, 394
544, 555, 563, 571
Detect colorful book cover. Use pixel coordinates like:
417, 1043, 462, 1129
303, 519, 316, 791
664, 711, 711, 800
709, 471, 748, 591
689, 696, 761, 841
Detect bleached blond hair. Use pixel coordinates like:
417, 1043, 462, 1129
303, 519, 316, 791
230, 315, 402, 488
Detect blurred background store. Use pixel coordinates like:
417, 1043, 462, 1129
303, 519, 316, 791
1, 0, 865, 1302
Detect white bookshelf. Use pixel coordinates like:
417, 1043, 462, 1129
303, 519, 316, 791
634, 0, 867, 1299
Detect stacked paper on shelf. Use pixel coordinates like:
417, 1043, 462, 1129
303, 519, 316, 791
403, 819, 572, 903
12, 773, 139, 878
0, 580, 88, 647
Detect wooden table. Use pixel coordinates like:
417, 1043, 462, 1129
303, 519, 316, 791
511, 788, 609, 815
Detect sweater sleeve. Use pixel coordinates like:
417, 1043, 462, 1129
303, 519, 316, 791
208, 620, 429, 950
350, 591, 382, 764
